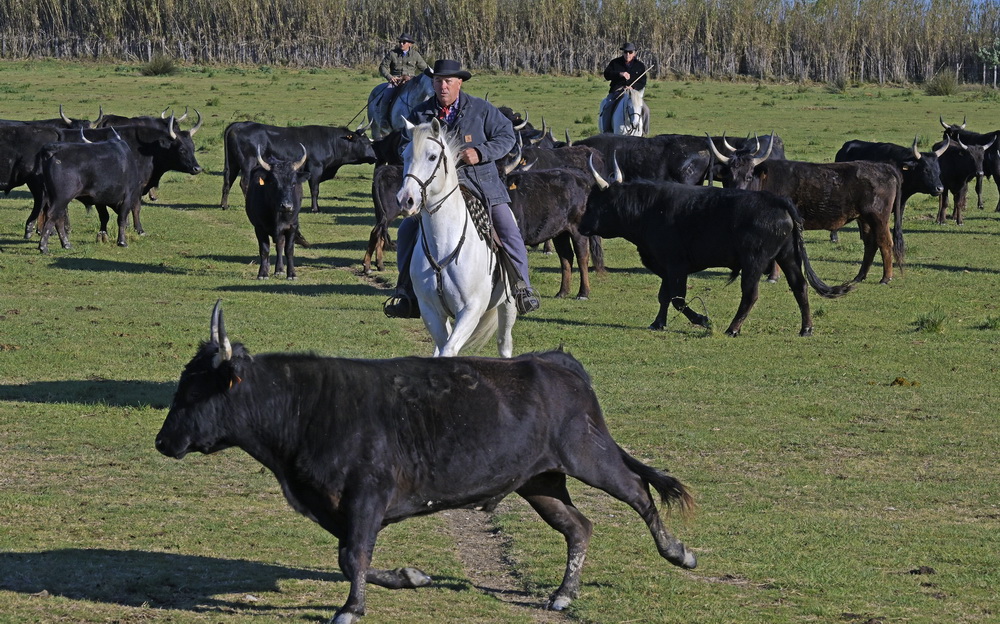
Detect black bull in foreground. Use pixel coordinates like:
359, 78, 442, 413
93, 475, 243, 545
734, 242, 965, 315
156, 302, 697, 624
580, 161, 855, 336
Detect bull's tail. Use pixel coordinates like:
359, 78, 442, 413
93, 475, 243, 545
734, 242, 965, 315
620, 450, 695, 516
788, 204, 855, 299
891, 170, 905, 270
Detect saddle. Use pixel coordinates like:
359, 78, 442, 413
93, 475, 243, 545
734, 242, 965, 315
460, 186, 522, 296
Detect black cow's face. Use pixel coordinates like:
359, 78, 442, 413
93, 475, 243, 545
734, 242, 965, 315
580, 195, 619, 237
155, 346, 236, 459
905, 156, 944, 196
340, 131, 377, 164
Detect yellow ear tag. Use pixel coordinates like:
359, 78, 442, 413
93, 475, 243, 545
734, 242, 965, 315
258, 177, 265, 186
508, 183, 517, 190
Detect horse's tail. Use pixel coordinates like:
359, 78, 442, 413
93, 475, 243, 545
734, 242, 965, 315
458, 306, 499, 355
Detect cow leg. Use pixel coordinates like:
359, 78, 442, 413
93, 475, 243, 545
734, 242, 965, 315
854, 220, 893, 284
955, 185, 968, 225
284, 229, 297, 280
936, 193, 949, 225
38, 206, 65, 253
255, 231, 271, 279
131, 202, 144, 235
775, 249, 813, 336
724, 269, 761, 337
332, 494, 389, 624
551, 233, 575, 299
114, 206, 130, 247
569, 232, 592, 300
829, 229, 839, 243
976, 175, 984, 210
310, 176, 321, 213
25, 178, 45, 240
655, 274, 708, 331
274, 232, 287, 276
516, 473, 593, 611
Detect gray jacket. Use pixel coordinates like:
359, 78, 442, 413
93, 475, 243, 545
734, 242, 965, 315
403, 93, 516, 207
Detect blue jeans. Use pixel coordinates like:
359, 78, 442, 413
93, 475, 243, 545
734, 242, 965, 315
394, 202, 531, 296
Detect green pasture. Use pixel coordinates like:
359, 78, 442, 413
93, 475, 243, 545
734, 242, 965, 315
1, 60, 999, 623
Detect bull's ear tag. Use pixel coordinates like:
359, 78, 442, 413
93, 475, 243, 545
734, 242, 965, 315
257, 176, 266, 186
508, 183, 517, 190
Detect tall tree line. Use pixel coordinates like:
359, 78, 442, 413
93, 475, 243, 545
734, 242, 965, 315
1, 0, 998, 84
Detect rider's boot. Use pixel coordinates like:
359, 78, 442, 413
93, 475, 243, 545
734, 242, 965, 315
383, 286, 421, 319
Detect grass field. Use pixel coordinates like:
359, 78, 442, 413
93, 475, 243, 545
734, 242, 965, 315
1, 60, 999, 624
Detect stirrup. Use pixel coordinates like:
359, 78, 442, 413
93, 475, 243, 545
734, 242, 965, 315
515, 286, 541, 315
383, 294, 420, 319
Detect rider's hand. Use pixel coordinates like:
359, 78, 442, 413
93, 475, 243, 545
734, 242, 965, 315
459, 148, 480, 165
621, 72, 631, 80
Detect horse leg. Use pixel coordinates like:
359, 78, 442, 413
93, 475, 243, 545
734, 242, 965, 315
496, 300, 517, 359
516, 473, 593, 611
439, 303, 489, 357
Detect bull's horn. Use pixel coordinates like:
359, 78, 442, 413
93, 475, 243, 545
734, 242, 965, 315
60, 104, 71, 126
956, 136, 968, 150
293, 144, 308, 171
80, 128, 92, 144
111, 127, 122, 141
985, 137, 996, 151
503, 142, 522, 176
210, 300, 232, 366
93, 105, 104, 126
521, 159, 536, 172
752, 132, 775, 167
707, 133, 730, 164
168, 113, 177, 140
176, 106, 189, 122
357, 119, 373, 134
912, 136, 923, 160
540, 117, 548, 134
565, 129, 572, 146
513, 111, 528, 131
721, 132, 737, 153
933, 136, 950, 157
589, 153, 610, 190
189, 109, 203, 135
255, 145, 272, 171
403, 117, 415, 132
611, 150, 623, 183
161, 107, 170, 119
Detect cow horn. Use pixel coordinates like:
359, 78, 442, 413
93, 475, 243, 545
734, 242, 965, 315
956, 136, 968, 150
752, 132, 775, 167
611, 151, 623, 183
176, 106, 189, 122
93, 105, 104, 126
985, 136, 996, 151
722, 132, 737, 153
168, 113, 177, 140
589, 153, 610, 190
503, 142, 522, 176
521, 158, 536, 172
210, 300, 232, 366
255, 145, 272, 171
111, 127, 122, 141
187, 109, 203, 136
933, 136, 950, 158
707, 134, 729, 164
540, 117, 548, 134
293, 144, 308, 171
911, 136, 923, 160
161, 107, 170, 119
357, 119, 373, 134
80, 128, 92, 144
403, 117, 415, 132
60, 104, 72, 126
565, 128, 572, 146
513, 111, 528, 131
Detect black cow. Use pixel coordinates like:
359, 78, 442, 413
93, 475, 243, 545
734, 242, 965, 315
35, 135, 142, 252
577, 133, 784, 186
21, 119, 203, 241
363, 164, 402, 274
156, 302, 698, 624
933, 136, 996, 225
940, 116, 1000, 211
579, 163, 854, 336
245, 145, 308, 279
0, 124, 62, 195
507, 167, 603, 299
710, 142, 904, 284
221, 122, 377, 213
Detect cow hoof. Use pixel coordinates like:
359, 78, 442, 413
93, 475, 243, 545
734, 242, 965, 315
330, 611, 360, 624
648, 323, 665, 331
725, 329, 739, 337
97, 232, 109, 243
117, 241, 128, 247
879, 278, 892, 285
257, 276, 269, 280
548, 595, 573, 611
287, 275, 297, 281
399, 567, 431, 587
766, 277, 778, 284
575, 295, 589, 301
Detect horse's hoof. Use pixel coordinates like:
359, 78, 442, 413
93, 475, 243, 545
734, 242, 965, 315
548, 595, 573, 611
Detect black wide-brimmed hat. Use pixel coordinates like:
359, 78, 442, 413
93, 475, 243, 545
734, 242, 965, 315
423, 59, 472, 80
621, 42, 637, 52
398, 33, 415, 43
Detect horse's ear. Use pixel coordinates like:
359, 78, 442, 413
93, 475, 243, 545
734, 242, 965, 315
431, 118, 442, 134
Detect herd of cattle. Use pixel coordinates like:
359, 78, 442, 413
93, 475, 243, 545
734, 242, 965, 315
2, 104, 998, 334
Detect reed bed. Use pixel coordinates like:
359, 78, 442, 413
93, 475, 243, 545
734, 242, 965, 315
1, 0, 999, 84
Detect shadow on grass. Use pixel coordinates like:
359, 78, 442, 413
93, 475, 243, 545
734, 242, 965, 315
49, 257, 188, 274
215, 283, 385, 297
0, 379, 175, 409
0, 548, 474, 614
0, 549, 342, 613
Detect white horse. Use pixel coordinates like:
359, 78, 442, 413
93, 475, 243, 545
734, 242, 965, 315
396, 119, 517, 358
367, 73, 435, 141
603, 88, 649, 136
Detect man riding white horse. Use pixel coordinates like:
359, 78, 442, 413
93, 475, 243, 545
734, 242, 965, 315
599, 42, 650, 135
384, 59, 541, 319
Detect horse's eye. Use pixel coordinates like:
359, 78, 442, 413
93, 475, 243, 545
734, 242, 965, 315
429, 154, 438, 161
